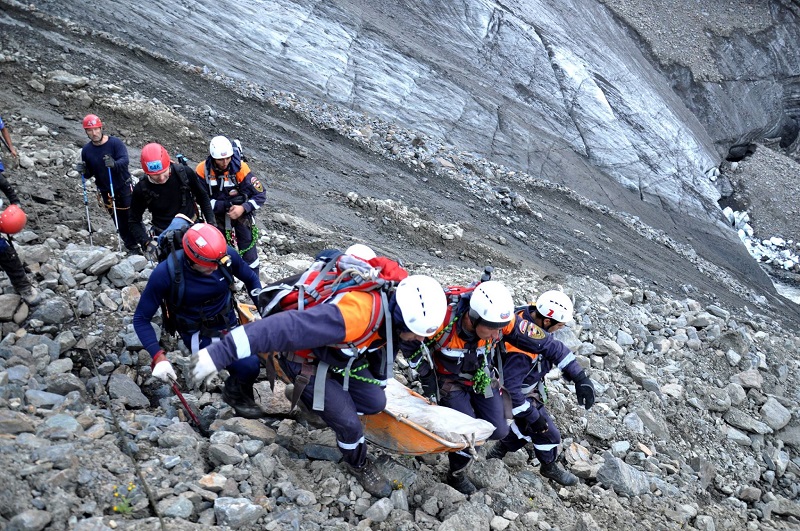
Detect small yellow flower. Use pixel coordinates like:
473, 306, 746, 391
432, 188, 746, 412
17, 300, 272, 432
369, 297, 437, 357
114, 492, 119, 497
113, 506, 118, 512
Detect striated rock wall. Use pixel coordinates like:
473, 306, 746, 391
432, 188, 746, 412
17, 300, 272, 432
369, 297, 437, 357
28, 0, 730, 221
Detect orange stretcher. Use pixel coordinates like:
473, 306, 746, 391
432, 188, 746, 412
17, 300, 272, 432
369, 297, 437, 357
237, 303, 495, 455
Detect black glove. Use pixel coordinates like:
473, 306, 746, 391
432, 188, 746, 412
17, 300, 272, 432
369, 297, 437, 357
229, 193, 246, 206
573, 371, 595, 410
74, 161, 85, 174
418, 362, 439, 403
525, 413, 549, 434
213, 199, 229, 215
103, 154, 115, 168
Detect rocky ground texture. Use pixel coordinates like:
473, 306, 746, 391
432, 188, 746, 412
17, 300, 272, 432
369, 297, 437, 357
1, 2, 800, 531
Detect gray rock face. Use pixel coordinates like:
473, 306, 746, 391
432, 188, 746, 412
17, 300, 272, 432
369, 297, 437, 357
723, 410, 772, 435
596, 453, 651, 496
106, 374, 150, 409
30, 298, 72, 325
0, 294, 21, 321
760, 397, 791, 431
439, 501, 494, 531
213, 497, 266, 528
0, 410, 36, 434
7, 508, 52, 531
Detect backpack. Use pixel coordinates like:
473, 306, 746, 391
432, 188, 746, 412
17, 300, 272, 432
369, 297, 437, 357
157, 224, 236, 336
259, 250, 408, 411
258, 251, 408, 340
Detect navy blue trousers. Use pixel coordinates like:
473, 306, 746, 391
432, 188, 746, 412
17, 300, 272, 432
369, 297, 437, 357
498, 398, 561, 464
282, 358, 386, 467
98, 189, 137, 249
438, 378, 509, 471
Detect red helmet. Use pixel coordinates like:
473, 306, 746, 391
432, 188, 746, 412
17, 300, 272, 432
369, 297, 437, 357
183, 224, 227, 267
0, 205, 28, 234
140, 143, 171, 175
82, 114, 103, 129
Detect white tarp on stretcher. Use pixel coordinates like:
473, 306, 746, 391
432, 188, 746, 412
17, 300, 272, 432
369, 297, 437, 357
384, 379, 496, 444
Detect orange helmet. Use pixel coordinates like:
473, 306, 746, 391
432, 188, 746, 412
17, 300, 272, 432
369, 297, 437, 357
0, 204, 27, 234
82, 114, 102, 129
183, 224, 227, 267
140, 143, 170, 175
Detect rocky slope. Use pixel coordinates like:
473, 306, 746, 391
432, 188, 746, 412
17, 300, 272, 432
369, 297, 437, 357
0, 2, 799, 531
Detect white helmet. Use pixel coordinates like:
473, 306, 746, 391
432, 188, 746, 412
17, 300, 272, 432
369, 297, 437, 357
345, 243, 376, 260
209, 136, 233, 159
395, 275, 447, 337
469, 281, 514, 328
535, 290, 574, 323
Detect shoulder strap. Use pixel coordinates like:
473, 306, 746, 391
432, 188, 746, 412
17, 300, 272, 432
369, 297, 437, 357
166, 250, 185, 308
174, 164, 191, 189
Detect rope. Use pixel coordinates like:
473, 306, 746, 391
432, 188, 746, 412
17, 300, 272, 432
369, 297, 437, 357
237, 225, 259, 255
329, 362, 383, 385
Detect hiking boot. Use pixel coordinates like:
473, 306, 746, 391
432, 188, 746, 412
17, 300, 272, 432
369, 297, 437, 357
346, 460, 392, 498
20, 286, 45, 306
446, 468, 477, 495
484, 442, 508, 461
222, 377, 265, 419
540, 460, 578, 486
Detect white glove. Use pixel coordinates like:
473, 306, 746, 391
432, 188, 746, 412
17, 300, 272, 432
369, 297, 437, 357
191, 348, 217, 387
152, 360, 177, 383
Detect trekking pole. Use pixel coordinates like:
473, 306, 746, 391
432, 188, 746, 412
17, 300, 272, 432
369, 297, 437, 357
107, 167, 122, 251
168, 376, 209, 437
81, 172, 94, 245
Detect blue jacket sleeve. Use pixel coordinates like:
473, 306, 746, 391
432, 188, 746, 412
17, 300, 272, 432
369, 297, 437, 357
206, 303, 348, 369
241, 169, 266, 214
110, 137, 129, 172
81, 149, 95, 180
501, 351, 540, 421
133, 263, 171, 357
504, 315, 583, 382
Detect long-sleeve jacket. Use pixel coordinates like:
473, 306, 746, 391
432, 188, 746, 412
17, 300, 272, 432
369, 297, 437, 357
195, 156, 266, 219
501, 306, 584, 423
205, 291, 392, 375
80, 136, 132, 195
133, 246, 261, 358
402, 293, 577, 392
129, 163, 215, 245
